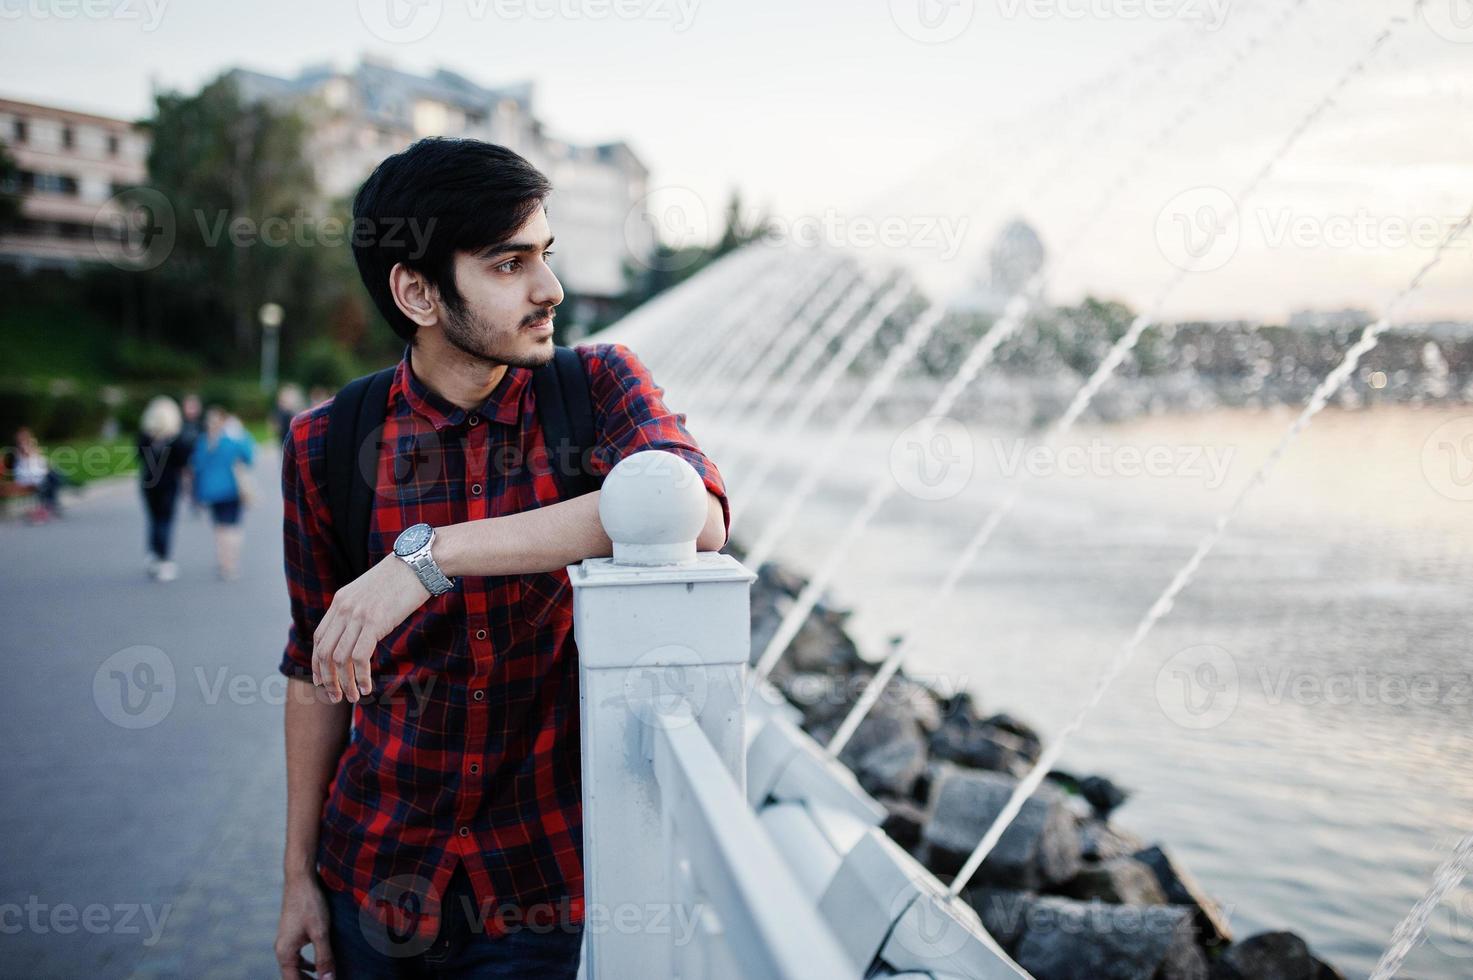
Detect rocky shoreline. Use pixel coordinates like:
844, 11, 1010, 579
746, 558, 1371, 980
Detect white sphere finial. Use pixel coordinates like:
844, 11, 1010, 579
599, 450, 709, 566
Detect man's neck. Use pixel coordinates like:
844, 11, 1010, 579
409, 334, 508, 411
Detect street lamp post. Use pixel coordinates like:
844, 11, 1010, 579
259, 302, 283, 393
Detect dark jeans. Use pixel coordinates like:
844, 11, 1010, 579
324, 864, 584, 979
143, 485, 180, 559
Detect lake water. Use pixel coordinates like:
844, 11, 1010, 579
712, 404, 1473, 979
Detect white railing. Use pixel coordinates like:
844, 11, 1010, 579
572, 449, 1029, 979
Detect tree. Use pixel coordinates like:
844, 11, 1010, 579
140, 75, 327, 368
0, 142, 19, 230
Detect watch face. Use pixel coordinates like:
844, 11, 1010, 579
395, 523, 432, 557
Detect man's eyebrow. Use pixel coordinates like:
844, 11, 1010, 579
477, 236, 555, 260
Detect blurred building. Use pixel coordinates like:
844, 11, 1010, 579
226, 58, 653, 329
954, 218, 1046, 315
0, 96, 150, 271
1287, 307, 1373, 331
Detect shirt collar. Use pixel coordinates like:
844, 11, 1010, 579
394, 344, 530, 430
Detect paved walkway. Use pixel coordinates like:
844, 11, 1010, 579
0, 454, 293, 977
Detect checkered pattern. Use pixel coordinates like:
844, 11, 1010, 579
279, 342, 729, 941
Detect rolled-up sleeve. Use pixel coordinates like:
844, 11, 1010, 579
279, 412, 339, 680
580, 342, 731, 539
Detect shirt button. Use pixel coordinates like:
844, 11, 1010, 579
468, 763, 480, 774
469, 415, 480, 426
473, 690, 485, 702
459, 826, 470, 837
475, 629, 487, 640
471, 483, 482, 495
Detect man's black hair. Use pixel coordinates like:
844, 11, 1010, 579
351, 138, 553, 342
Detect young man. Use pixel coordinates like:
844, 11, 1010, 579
273, 138, 729, 980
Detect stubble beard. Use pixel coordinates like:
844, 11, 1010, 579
442, 300, 557, 370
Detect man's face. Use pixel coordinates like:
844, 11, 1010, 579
440, 205, 564, 369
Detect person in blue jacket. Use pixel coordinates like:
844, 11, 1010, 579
190, 405, 256, 580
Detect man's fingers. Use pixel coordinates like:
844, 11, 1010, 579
348, 627, 378, 698
313, 612, 349, 694
333, 623, 363, 704
308, 919, 335, 979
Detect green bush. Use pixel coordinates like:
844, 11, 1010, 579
111, 338, 206, 383
292, 339, 362, 391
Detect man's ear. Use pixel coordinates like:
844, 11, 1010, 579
390, 262, 439, 329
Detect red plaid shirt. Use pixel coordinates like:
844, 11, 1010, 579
279, 342, 729, 943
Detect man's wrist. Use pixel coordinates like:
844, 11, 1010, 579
432, 523, 465, 579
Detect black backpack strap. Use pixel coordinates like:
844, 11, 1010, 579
325, 366, 396, 583
532, 346, 602, 500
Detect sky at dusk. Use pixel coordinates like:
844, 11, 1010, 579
3, 0, 1470, 321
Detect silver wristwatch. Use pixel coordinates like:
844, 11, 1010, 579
393, 523, 456, 596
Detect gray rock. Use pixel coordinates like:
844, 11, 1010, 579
877, 795, 928, 853
1011, 897, 1207, 980
981, 712, 1044, 760
1211, 932, 1344, 980
1063, 857, 1169, 906
919, 765, 1082, 890
965, 887, 1035, 950
930, 720, 1035, 775
1079, 819, 1147, 862
838, 711, 928, 799
1080, 775, 1129, 819
1134, 845, 1234, 946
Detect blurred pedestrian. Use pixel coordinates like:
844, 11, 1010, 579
190, 405, 256, 580
9, 427, 66, 523
137, 396, 193, 582
273, 384, 305, 446
180, 393, 204, 518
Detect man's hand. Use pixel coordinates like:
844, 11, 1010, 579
312, 554, 430, 703
275, 873, 335, 980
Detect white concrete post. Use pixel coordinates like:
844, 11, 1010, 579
571, 450, 755, 980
